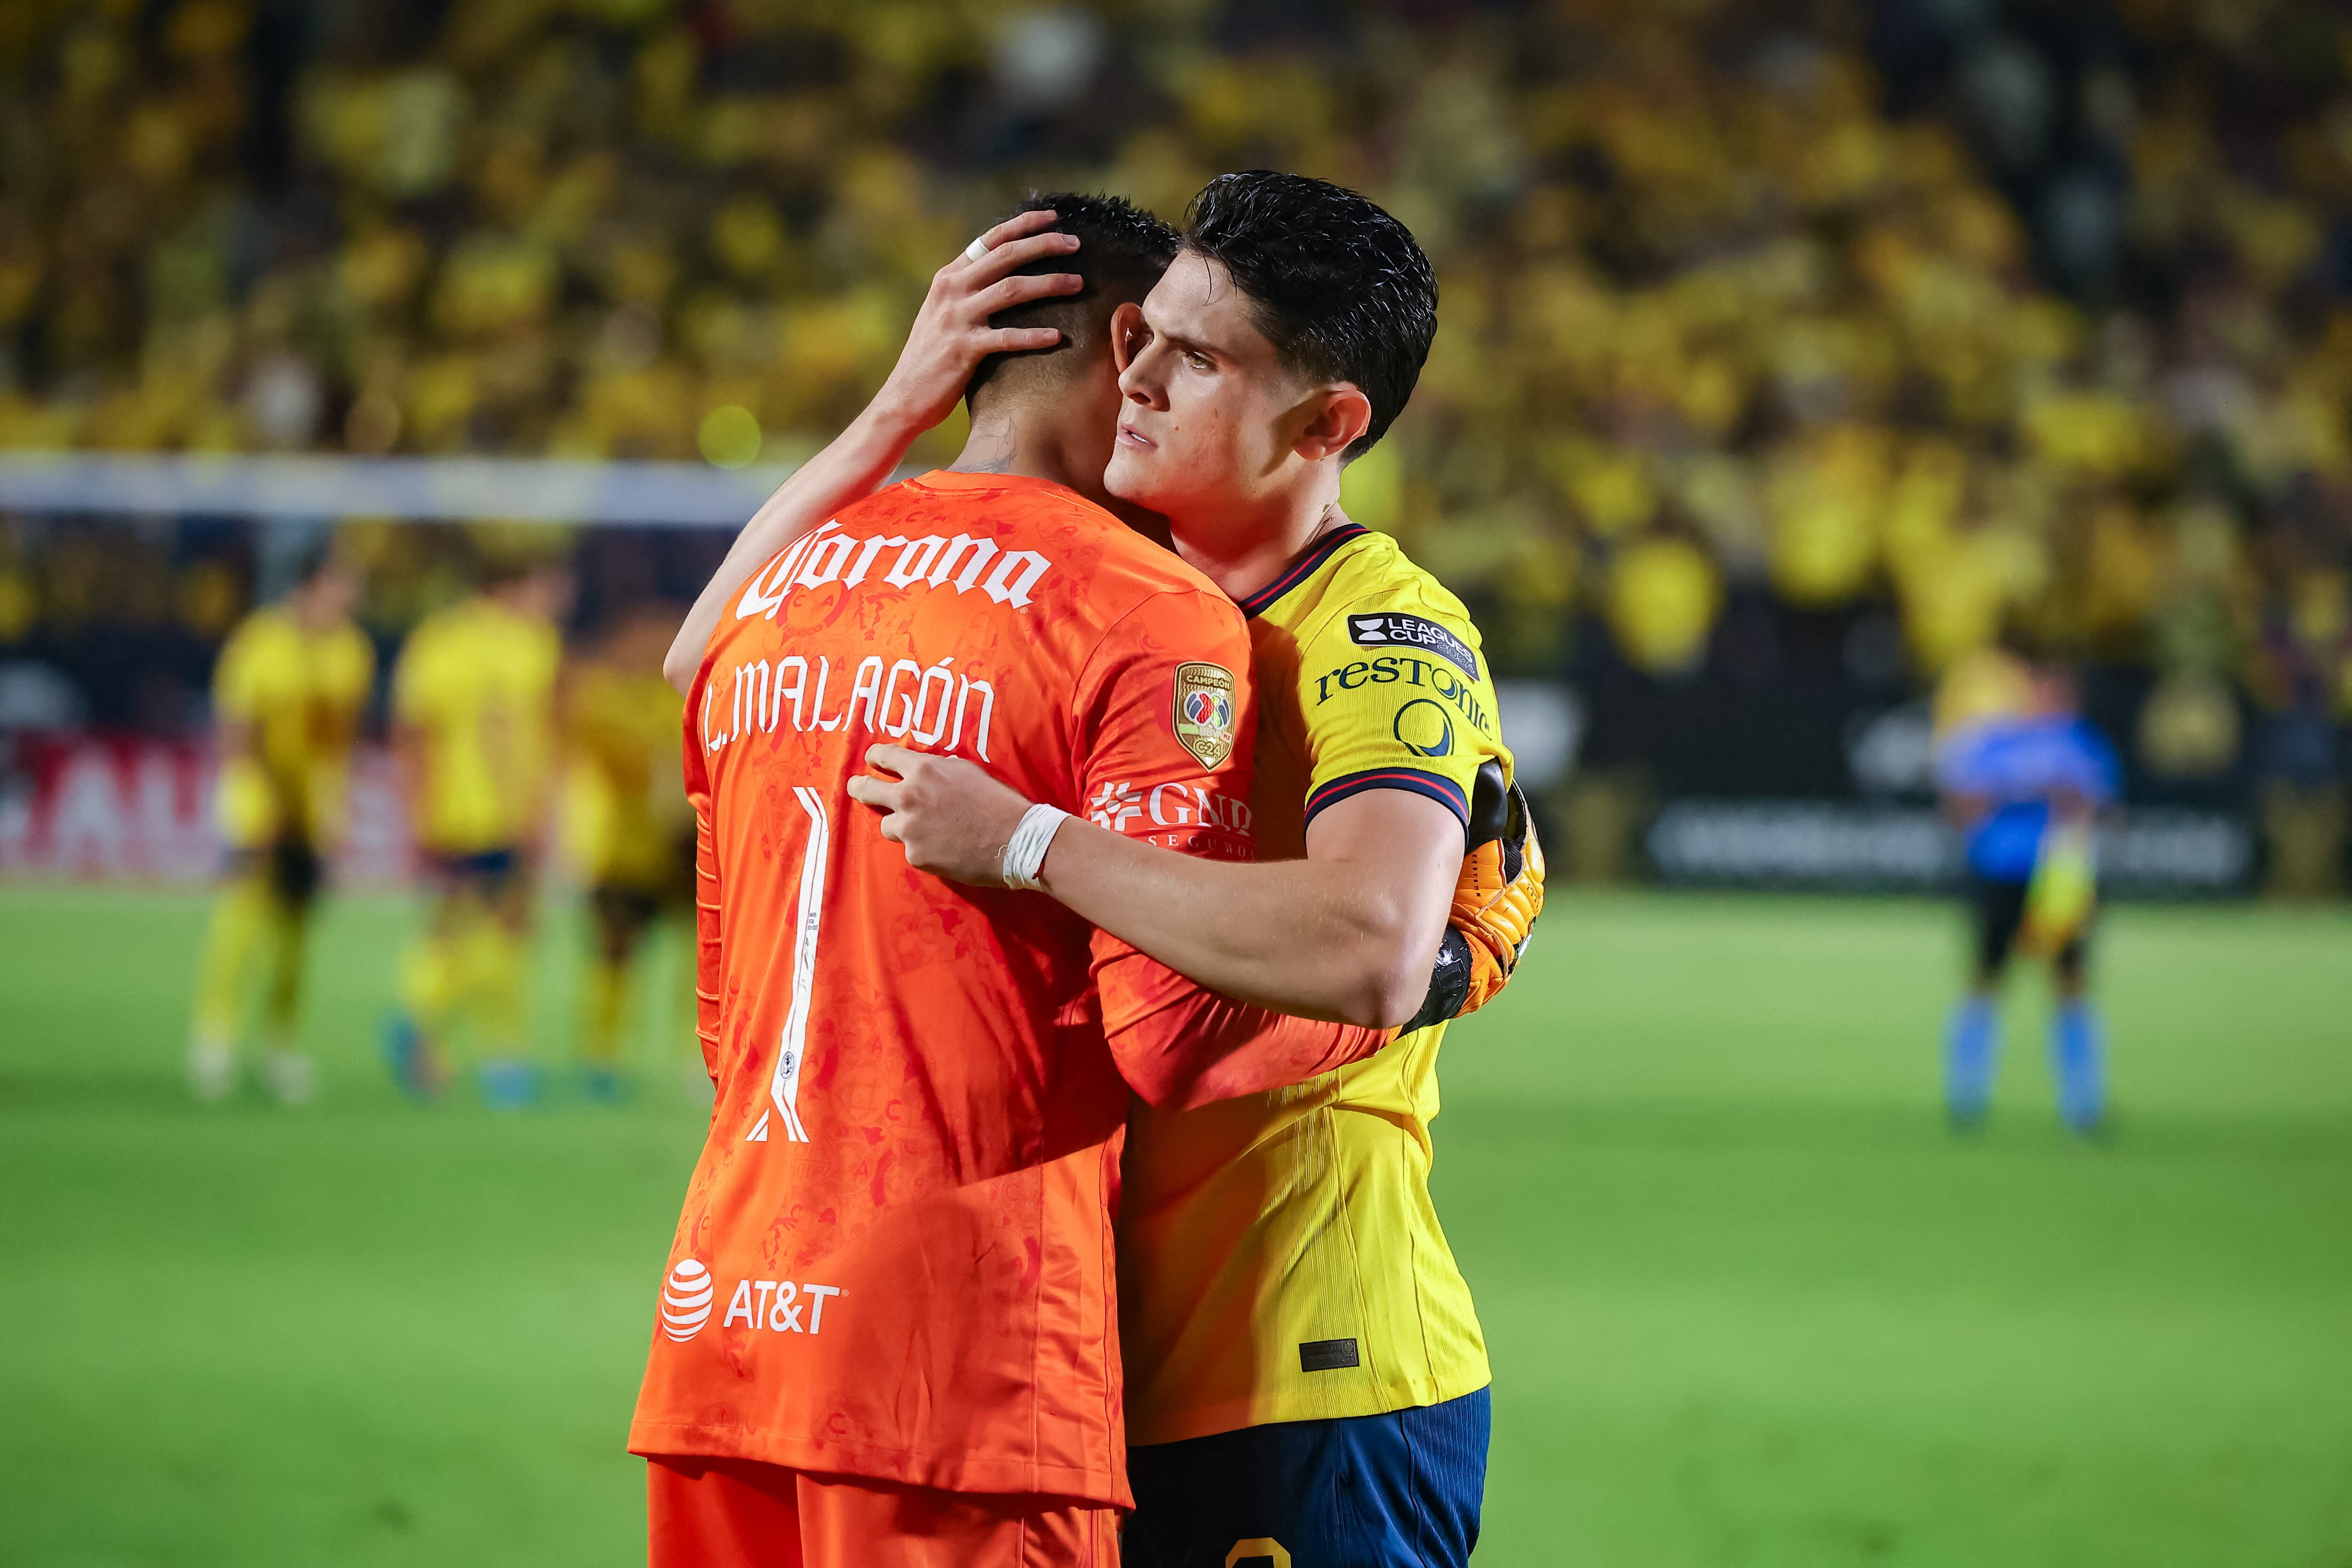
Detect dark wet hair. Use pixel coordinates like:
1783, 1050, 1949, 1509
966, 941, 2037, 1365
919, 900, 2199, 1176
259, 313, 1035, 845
1180, 170, 1438, 460
965, 191, 1180, 406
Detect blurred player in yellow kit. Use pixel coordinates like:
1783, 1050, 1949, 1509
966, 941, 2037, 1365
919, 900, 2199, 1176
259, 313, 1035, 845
188, 545, 373, 1104
562, 601, 693, 1101
384, 556, 571, 1107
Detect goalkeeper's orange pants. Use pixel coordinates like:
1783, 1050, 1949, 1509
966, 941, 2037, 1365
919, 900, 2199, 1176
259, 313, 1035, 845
646, 1455, 1119, 1567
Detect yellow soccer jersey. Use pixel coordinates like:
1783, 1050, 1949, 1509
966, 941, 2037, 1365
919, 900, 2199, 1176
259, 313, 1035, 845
1119, 521, 1511, 1444
212, 605, 376, 850
392, 597, 561, 856
565, 661, 689, 890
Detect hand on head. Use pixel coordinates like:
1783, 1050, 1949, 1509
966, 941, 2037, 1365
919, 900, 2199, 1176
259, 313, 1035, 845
871, 210, 1084, 435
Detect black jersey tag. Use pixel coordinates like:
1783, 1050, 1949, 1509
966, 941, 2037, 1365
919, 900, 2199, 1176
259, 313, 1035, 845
1298, 1337, 1362, 1372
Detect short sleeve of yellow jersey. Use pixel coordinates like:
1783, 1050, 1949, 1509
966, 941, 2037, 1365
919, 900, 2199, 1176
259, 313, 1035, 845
218, 612, 373, 724
317, 624, 377, 721
1295, 587, 1510, 838
211, 612, 282, 724
391, 614, 449, 731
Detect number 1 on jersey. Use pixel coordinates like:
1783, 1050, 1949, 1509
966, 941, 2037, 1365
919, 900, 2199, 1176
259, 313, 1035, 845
747, 786, 829, 1144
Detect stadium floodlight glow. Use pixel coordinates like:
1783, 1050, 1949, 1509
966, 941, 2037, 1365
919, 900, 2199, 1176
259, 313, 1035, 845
0, 453, 799, 528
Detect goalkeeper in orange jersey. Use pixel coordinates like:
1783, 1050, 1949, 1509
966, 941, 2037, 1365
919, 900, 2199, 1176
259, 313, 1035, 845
187, 544, 372, 1104
562, 601, 694, 1101
384, 555, 571, 1107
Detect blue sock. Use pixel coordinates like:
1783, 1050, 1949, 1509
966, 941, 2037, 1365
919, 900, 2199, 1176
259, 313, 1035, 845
479, 1058, 538, 1110
1945, 996, 1998, 1121
2051, 1001, 2106, 1132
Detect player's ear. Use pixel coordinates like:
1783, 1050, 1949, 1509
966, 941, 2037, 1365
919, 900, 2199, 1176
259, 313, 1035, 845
1292, 385, 1372, 464
1110, 302, 1148, 376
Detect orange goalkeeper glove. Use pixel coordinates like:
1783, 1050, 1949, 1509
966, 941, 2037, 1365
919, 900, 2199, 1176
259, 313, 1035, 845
1403, 760, 1545, 1032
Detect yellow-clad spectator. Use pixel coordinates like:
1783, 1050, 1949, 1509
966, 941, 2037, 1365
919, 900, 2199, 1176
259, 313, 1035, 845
563, 602, 693, 1100
1608, 533, 1723, 678
187, 547, 373, 1103
1765, 426, 1888, 610
1897, 527, 2015, 676
8, 2, 2351, 787
385, 558, 571, 1106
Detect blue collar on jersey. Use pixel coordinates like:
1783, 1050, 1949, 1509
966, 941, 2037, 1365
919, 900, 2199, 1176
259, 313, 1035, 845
1236, 523, 1372, 620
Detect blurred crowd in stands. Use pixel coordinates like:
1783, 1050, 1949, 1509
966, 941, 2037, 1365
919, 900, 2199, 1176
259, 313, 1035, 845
0, 0, 2347, 886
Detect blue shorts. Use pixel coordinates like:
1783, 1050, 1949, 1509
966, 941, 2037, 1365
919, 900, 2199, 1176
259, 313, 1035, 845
1121, 1386, 1490, 1568
427, 846, 520, 891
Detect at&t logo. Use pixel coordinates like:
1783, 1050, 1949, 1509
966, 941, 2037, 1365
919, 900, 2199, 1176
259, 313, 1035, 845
661, 1258, 715, 1342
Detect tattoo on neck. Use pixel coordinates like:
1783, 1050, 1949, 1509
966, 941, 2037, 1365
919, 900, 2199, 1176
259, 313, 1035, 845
952, 424, 1019, 477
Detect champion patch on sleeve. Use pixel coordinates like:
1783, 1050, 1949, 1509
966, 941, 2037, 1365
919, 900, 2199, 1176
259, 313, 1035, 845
1171, 661, 1237, 768
1345, 612, 1479, 680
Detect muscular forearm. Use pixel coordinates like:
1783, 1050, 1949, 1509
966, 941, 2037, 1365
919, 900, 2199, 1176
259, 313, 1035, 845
663, 399, 925, 692
853, 744, 1462, 1027
1041, 816, 1444, 1027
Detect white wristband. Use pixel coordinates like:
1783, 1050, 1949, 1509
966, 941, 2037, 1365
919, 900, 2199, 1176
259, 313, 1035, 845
1000, 803, 1069, 891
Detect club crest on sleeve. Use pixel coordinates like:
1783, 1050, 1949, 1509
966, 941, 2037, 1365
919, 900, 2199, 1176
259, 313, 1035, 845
1171, 661, 1237, 768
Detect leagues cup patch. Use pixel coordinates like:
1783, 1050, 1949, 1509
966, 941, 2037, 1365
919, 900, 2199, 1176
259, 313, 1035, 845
1346, 611, 1480, 680
1171, 661, 1237, 768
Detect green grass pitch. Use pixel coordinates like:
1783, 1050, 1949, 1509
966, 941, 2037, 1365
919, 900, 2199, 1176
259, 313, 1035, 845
1, 883, 2347, 1565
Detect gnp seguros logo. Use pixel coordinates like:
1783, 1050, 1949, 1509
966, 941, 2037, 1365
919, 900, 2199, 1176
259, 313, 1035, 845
660, 1258, 715, 1342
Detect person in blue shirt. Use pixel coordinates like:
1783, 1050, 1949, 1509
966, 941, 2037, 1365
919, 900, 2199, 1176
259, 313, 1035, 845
1933, 647, 2122, 1134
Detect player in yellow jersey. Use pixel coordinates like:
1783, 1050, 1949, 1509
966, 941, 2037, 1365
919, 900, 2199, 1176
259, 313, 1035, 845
385, 557, 571, 1107
188, 545, 373, 1104
854, 175, 1534, 1566
562, 601, 692, 1101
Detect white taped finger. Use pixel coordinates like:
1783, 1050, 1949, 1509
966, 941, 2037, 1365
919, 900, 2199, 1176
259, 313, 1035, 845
964, 235, 991, 262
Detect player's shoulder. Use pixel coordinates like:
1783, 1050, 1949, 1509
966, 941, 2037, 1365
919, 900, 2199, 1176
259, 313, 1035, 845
221, 605, 291, 661
1325, 529, 1474, 613
321, 617, 374, 665
214, 608, 287, 700
1936, 716, 2018, 785
517, 612, 563, 667
475, 600, 556, 664
394, 601, 476, 691
401, 599, 468, 653
1293, 529, 1488, 683
2066, 715, 2118, 759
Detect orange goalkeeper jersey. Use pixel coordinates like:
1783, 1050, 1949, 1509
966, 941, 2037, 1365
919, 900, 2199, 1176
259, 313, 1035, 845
628, 471, 1384, 1508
